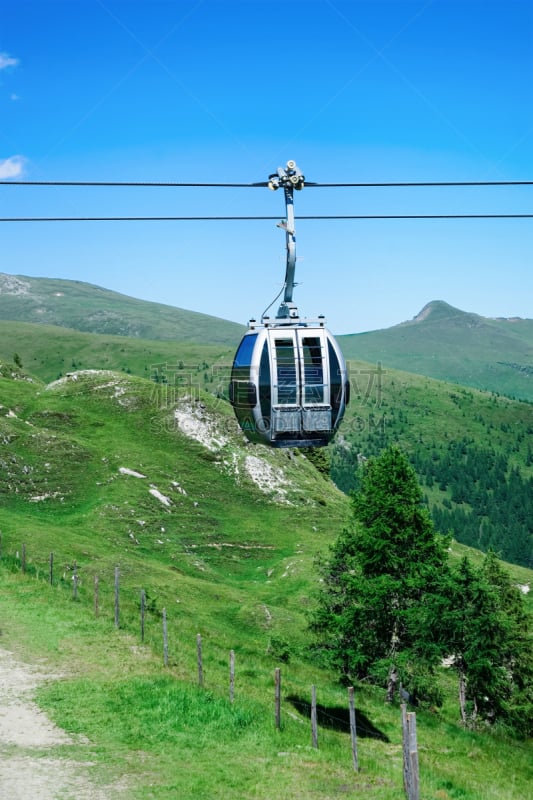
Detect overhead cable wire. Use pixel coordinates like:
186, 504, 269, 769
0, 180, 268, 187
0, 213, 531, 222
1, 180, 533, 187
309, 180, 533, 187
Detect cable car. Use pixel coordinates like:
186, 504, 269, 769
229, 161, 349, 447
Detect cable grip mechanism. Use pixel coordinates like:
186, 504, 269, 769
265, 161, 305, 321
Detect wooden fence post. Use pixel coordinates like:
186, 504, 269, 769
114, 566, 119, 628
348, 687, 359, 772
402, 704, 421, 799
275, 667, 281, 730
163, 608, 168, 666
140, 589, 146, 643
197, 634, 204, 686
402, 704, 410, 797
94, 575, 99, 617
408, 711, 419, 800
72, 562, 78, 600
311, 684, 318, 749
229, 650, 235, 704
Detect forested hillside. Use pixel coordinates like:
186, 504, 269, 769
415, 440, 532, 567
332, 368, 533, 568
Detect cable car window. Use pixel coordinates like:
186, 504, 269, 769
233, 334, 258, 368
275, 338, 297, 405
328, 339, 342, 412
302, 336, 324, 404
231, 381, 257, 408
259, 340, 271, 419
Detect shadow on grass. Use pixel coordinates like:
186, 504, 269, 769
286, 694, 390, 742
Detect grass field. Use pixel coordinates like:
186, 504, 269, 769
0, 365, 531, 798
1, 554, 532, 800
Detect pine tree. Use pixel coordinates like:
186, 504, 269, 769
439, 556, 501, 726
482, 551, 533, 735
437, 552, 533, 734
310, 445, 450, 704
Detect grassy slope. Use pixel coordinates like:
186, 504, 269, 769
2, 277, 533, 402
0, 366, 532, 799
2, 568, 531, 800
0, 367, 350, 653
340, 357, 533, 474
339, 300, 533, 401
0, 273, 245, 344
2, 317, 532, 565
0, 319, 235, 383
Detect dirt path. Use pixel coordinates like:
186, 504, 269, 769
0, 646, 126, 799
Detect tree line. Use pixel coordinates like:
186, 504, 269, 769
331, 433, 533, 569
310, 446, 533, 737
414, 440, 533, 568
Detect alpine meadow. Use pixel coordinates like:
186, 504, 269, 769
0, 275, 532, 799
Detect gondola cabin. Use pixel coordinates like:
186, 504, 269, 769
230, 318, 349, 448
229, 160, 349, 448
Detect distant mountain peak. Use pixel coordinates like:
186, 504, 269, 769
412, 300, 464, 323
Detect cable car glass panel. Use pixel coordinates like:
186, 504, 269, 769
328, 339, 342, 414
233, 333, 258, 367
301, 336, 325, 404
230, 332, 259, 410
274, 336, 298, 405
259, 339, 272, 420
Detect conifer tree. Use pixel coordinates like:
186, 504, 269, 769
310, 445, 450, 703
440, 552, 533, 733
481, 551, 533, 735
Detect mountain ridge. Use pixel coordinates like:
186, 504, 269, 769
339, 299, 533, 401
0, 273, 245, 345
403, 299, 530, 327
1, 273, 532, 400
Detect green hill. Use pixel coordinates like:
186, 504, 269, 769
3, 275, 531, 403
1, 312, 531, 567
0, 272, 245, 345
0, 362, 352, 655
1, 280, 532, 796
0, 364, 531, 799
335, 358, 533, 568
0, 319, 234, 384
339, 300, 533, 402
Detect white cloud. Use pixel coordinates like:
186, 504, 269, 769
0, 53, 19, 70
10, 93, 19, 101
0, 156, 26, 179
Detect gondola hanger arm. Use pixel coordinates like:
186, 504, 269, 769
267, 160, 305, 320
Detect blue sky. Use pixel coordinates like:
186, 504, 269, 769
1, 0, 531, 334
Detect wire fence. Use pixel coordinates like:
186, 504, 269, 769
0, 535, 419, 796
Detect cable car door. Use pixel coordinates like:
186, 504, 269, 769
297, 331, 332, 432
269, 329, 332, 436
270, 331, 300, 433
